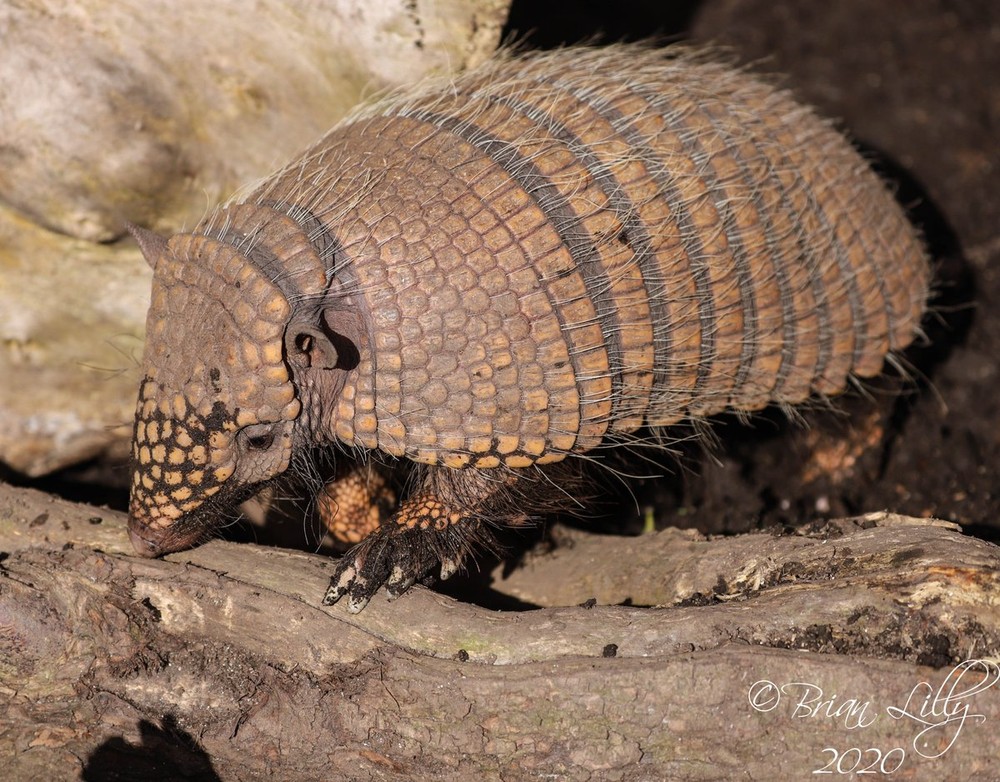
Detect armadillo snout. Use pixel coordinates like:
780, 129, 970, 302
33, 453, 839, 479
127, 511, 206, 558
128, 522, 163, 558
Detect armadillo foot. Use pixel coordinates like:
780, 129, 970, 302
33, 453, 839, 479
322, 466, 515, 610
322, 520, 482, 611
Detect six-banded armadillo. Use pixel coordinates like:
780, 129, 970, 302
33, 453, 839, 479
126, 45, 930, 611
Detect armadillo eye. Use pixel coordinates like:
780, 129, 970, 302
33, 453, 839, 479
242, 424, 276, 451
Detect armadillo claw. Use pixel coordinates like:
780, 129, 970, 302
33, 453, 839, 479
322, 559, 365, 607
347, 593, 371, 614
439, 556, 462, 581
385, 567, 417, 601
321, 523, 467, 610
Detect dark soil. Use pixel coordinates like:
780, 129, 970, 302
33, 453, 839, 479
18, 0, 1000, 575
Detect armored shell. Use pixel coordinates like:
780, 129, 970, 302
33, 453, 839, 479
242, 47, 926, 466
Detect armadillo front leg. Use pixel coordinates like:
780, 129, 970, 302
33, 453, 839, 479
322, 466, 517, 612
318, 460, 397, 545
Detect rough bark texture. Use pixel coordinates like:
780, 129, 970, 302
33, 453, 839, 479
2, 483, 998, 780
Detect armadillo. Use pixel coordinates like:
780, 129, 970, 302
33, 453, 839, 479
126, 46, 930, 611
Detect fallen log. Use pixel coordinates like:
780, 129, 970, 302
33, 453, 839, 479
1, 483, 998, 780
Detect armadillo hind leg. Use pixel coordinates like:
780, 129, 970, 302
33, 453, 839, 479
317, 462, 397, 545
322, 467, 518, 612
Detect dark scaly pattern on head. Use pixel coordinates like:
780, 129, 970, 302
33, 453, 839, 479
129, 231, 301, 546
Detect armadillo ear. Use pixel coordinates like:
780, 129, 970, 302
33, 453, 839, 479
287, 324, 340, 370
285, 310, 361, 371
126, 222, 169, 270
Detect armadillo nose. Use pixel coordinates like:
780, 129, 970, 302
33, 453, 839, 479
128, 523, 162, 558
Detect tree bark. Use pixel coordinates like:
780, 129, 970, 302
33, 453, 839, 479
1, 482, 998, 781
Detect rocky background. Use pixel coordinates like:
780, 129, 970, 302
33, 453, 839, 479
0, 0, 508, 478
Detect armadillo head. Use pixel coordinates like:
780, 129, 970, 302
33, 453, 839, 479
126, 224, 350, 557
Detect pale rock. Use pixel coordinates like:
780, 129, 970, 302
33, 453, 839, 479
0, 0, 509, 475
